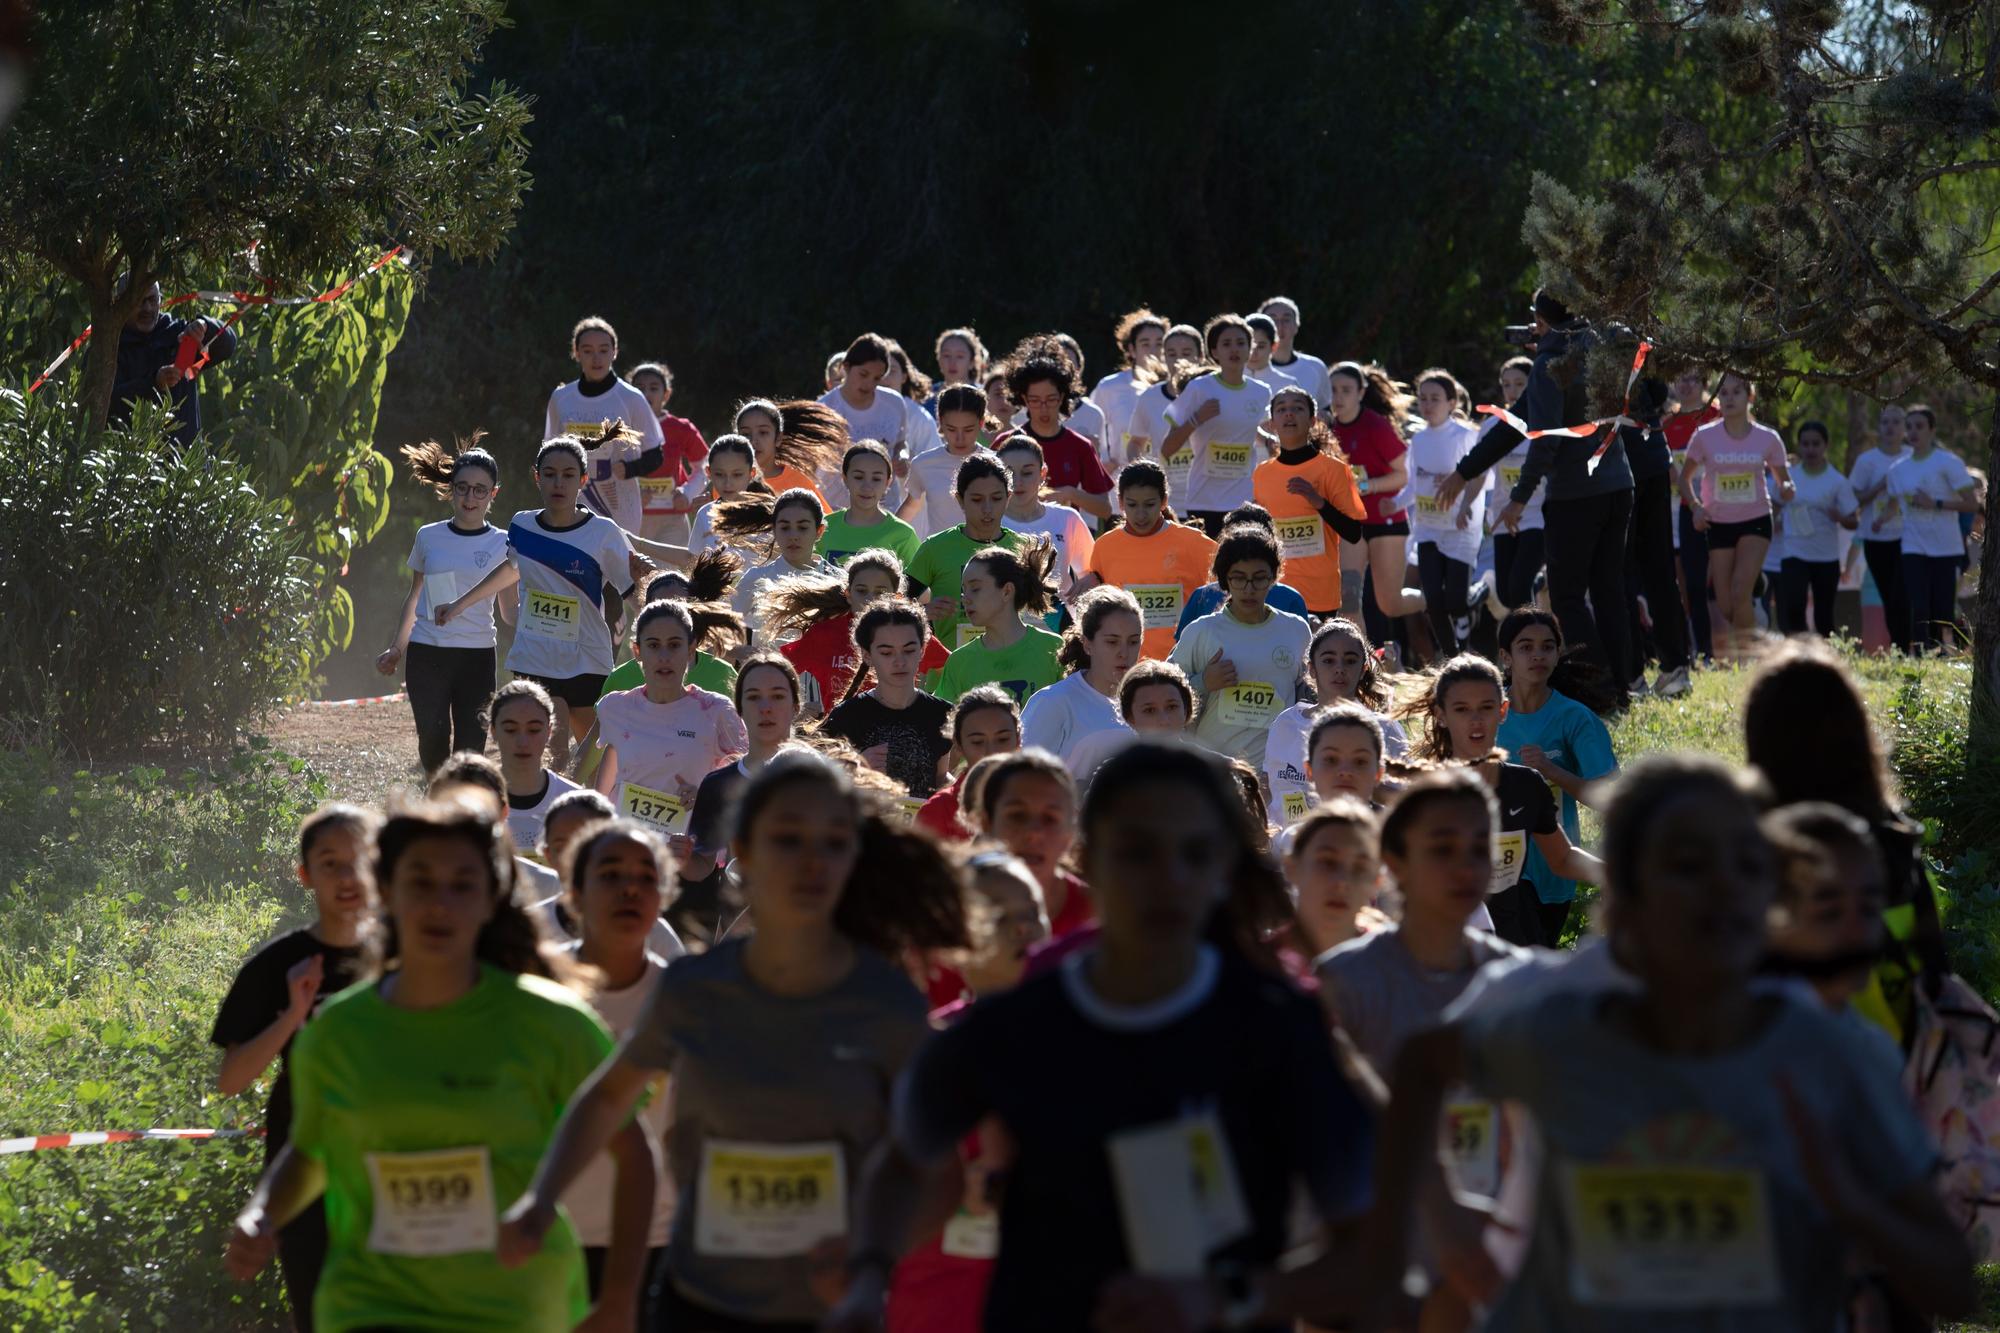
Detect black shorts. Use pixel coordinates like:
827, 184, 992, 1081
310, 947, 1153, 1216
1704, 514, 1773, 550
516, 671, 608, 709
1361, 519, 1410, 540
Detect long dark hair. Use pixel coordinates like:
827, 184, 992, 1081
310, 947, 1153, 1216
1495, 608, 1622, 716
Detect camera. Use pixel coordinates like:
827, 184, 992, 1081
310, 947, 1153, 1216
1503, 325, 1539, 348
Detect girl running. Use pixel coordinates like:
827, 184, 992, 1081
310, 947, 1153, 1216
1124, 324, 1204, 498
884, 340, 933, 416
994, 338, 1115, 519
1079, 460, 1219, 659
1373, 754, 1975, 1330
1289, 704, 1393, 831
1089, 308, 1168, 467
1019, 585, 1144, 761
736, 398, 844, 506
1774, 421, 1858, 636
933, 327, 987, 393
931, 541, 1066, 705
968, 748, 1094, 940
599, 557, 746, 700
995, 435, 1094, 599
1400, 654, 1603, 948
829, 741, 1380, 1333
211, 803, 380, 1333
530, 788, 683, 962
498, 751, 970, 1331
1283, 796, 1389, 960
1884, 404, 1977, 649
687, 434, 766, 561
628, 360, 709, 547
556, 819, 678, 1304
593, 599, 750, 837
440, 437, 637, 770
1486, 356, 1546, 610
1847, 403, 1912, 653
713, 488, 836, 651
1264, 617, 1410, 827
1409, 368, 1489, 655
1678, 370, 1795, 654
768, 551, 948, 716
489, 680, 579, 853
900, 383, 991, 539
1160, 314, 1275, 534
1063, 656, 1201, 780
1329, 361, 1425, 648
544, 316, 663, 536
819, 597, 955, 796
1250, 384, 1366, 618
677, 652, 806, 926
820, 334, 934, 492
1494, 608, 1619, 944
1169, 524, 1312, 767
1259, 296, 1334, 411
227, 800, 652, 1332
904, 452, 1027, 651
382, 437, 510, 775
820, 440, 922, 566
916, 686, 1022, 841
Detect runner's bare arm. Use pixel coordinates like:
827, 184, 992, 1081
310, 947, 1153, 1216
226, 1144, 327, 1278
626, 533, 696, 570
593, 745, 620, 798
378, 571, 422, 674
438, 559, 521, 625
1531, 829, 1604, 886
586, 1119, 658, 1329
498, 1055, 655, 1266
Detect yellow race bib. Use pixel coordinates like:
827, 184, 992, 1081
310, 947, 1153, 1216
365, 1147, 497, 1257
1212, 681, 1282, 728
1415, 492, 1447, 520
1492, 829, 1527, 890
1714, 470, 1757, 504
620, 782, 688, 834
1444, 1101, 1501, 1198
524, 589, 581, 642
1562, 1163, 1779, 1308
696, 1139, 847, 1259
1501, 465, 1523, 491
1281, 790, 1311, 822
1163, 450, 1193, 495
1207, 442, 1252, 479
956, 621, 987, 650
1273, 514, 1325, 559
1127, 583, 1183, 632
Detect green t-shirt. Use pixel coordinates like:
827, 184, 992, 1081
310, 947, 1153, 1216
905, 525, 1024, 650
289, 966, 615, 1333
817, 509, 921, 568
934, 624, 1066, 706
600, 650, 736, 699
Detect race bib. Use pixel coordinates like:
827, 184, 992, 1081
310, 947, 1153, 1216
1108, 1109, 1251, 1277
563, 418, 610, 440
639, 477, 680, 511
524, 589, 581, 642
1274, 514, 1325, 560
940, 1210, 999, 1260
1164, 450, 1193, 495
1714, 470, 1757, 503
956, 621, 986, 650
1562, 1164, 1779, 1308
1501, 465, 1523, 491
1444, 1101, 1500, 1199
1207, 442, 1252, 480
1281, 791, 1311, 822
1128, 583, 1183, 631
1492, 830, 1527, 890
1212, 681, 1282, 729
620, 782, 688, 834
696, 1139, 847, 1259
422, 571, 460, 611
365, 1147, 497, 1257
896, 797, 926, 824
1415, 492, 1447, 521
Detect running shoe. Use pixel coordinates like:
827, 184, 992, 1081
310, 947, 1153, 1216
1653, 665, 1692, 698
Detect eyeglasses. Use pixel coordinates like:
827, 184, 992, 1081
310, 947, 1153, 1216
452, 483, 493, 499
1226, 572, 1274, 590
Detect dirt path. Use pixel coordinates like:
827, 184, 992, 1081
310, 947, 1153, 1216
262, 696, 431, 807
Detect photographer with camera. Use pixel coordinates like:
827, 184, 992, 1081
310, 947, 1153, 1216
1437, 289, 1635, 707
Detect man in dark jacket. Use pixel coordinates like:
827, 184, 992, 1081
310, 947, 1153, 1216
110, 280, 237, 446
1439, 289, 1635, 702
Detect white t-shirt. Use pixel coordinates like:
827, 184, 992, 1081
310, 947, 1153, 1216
1408, 419, 1488, 564
1012, 399, 1106, 454
1090, 370, 1146, 466
562, 951, 675, 1248
545, 378, 662, 536
596, 686, 750, 831
1002, 503, 1094, 592
407, 520, 510, 650
1480, 417, 1546, 534
819, 385, 910, 454
1262, 352, 1332, 412
903, 446, 975, 538
1262, 701, 1409, 827
1124, 381, 1185, 504
1887, 448, 1975, 558
505, 769, 580, 853
1778, 466, 1858, 564
1846, 446, 1907, 542
503, 510, 635, 680
1169, 605, 1312, 767
734, 555, 833, 649
1164, 374, 1274, 513
1019, 670, 1123, 761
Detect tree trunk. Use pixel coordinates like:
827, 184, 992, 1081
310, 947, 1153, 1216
1971, 397, 2000, 752
75, 263, 149, 437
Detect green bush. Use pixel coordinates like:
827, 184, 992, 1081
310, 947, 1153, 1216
0, 743, 321, 1330
0, 388, 317, 756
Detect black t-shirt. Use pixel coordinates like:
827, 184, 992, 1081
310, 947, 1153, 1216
686, 759, 749, 855
898, 947, 1375, 1331
209, 928, 364, 1160
1494, 761, 1561, 894
818, 691, 953, 797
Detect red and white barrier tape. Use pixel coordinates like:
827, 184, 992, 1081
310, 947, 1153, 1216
1475, 341, 1653, 475
307, 692, 407, 707
2, 1127, 263, 1156
27, 247, 407, 394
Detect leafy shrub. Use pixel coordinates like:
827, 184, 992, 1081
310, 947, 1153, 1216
0, 743, 321, 1329
0, 388, 316, 756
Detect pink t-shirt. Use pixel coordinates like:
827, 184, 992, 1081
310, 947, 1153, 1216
596, 686, 748, 815
1686, 419, 1788, 524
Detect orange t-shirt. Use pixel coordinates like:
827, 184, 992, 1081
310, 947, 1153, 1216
763, 463, 827, 506
1087, 521, 1220, 658
1252, 450, 1365, 613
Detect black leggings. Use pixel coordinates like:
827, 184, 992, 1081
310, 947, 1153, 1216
1543, 490, 1634, 690
1902, 553, 1961, 649
650, 1276, 818, 1332
1778, 558, 1839, 636
1491, 528, 1545, 610
1626, 472, 1689, 672
1416, 542, 1471, 655
277, 1197, 329, 1332
1677, 506, 1713, 661
1862, 539, 1911, 653
405, 641, 496, 774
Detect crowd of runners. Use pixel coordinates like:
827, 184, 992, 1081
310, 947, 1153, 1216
206, 303, 1994, 1332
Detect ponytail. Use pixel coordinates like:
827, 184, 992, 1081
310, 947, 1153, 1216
1395, 654, 1506, 763
1058, 585, 1142, 674
401, 432, 500, 501
1331, 361, 1414, 433
968, 538, 1059, 620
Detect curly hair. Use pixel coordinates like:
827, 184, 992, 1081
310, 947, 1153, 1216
1005, 336, 1081, 417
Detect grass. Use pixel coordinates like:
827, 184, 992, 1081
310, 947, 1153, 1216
0, 649, 1993, 1328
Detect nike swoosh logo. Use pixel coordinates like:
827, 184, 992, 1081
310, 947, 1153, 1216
1507, 806, 1525, 817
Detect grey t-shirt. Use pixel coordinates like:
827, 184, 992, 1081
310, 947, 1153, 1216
1316, 927, 1528, 1073
1462, 991, 1937, 1332
622, 938, 931, 1321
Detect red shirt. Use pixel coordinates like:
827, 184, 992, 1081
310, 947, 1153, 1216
916, 775, 972, 842
782, 613, 950, 705
641, 413, 709, 513
1330, 408, 1408, 524
993, 424, 1113, 496
1662, 404, 1720, 455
